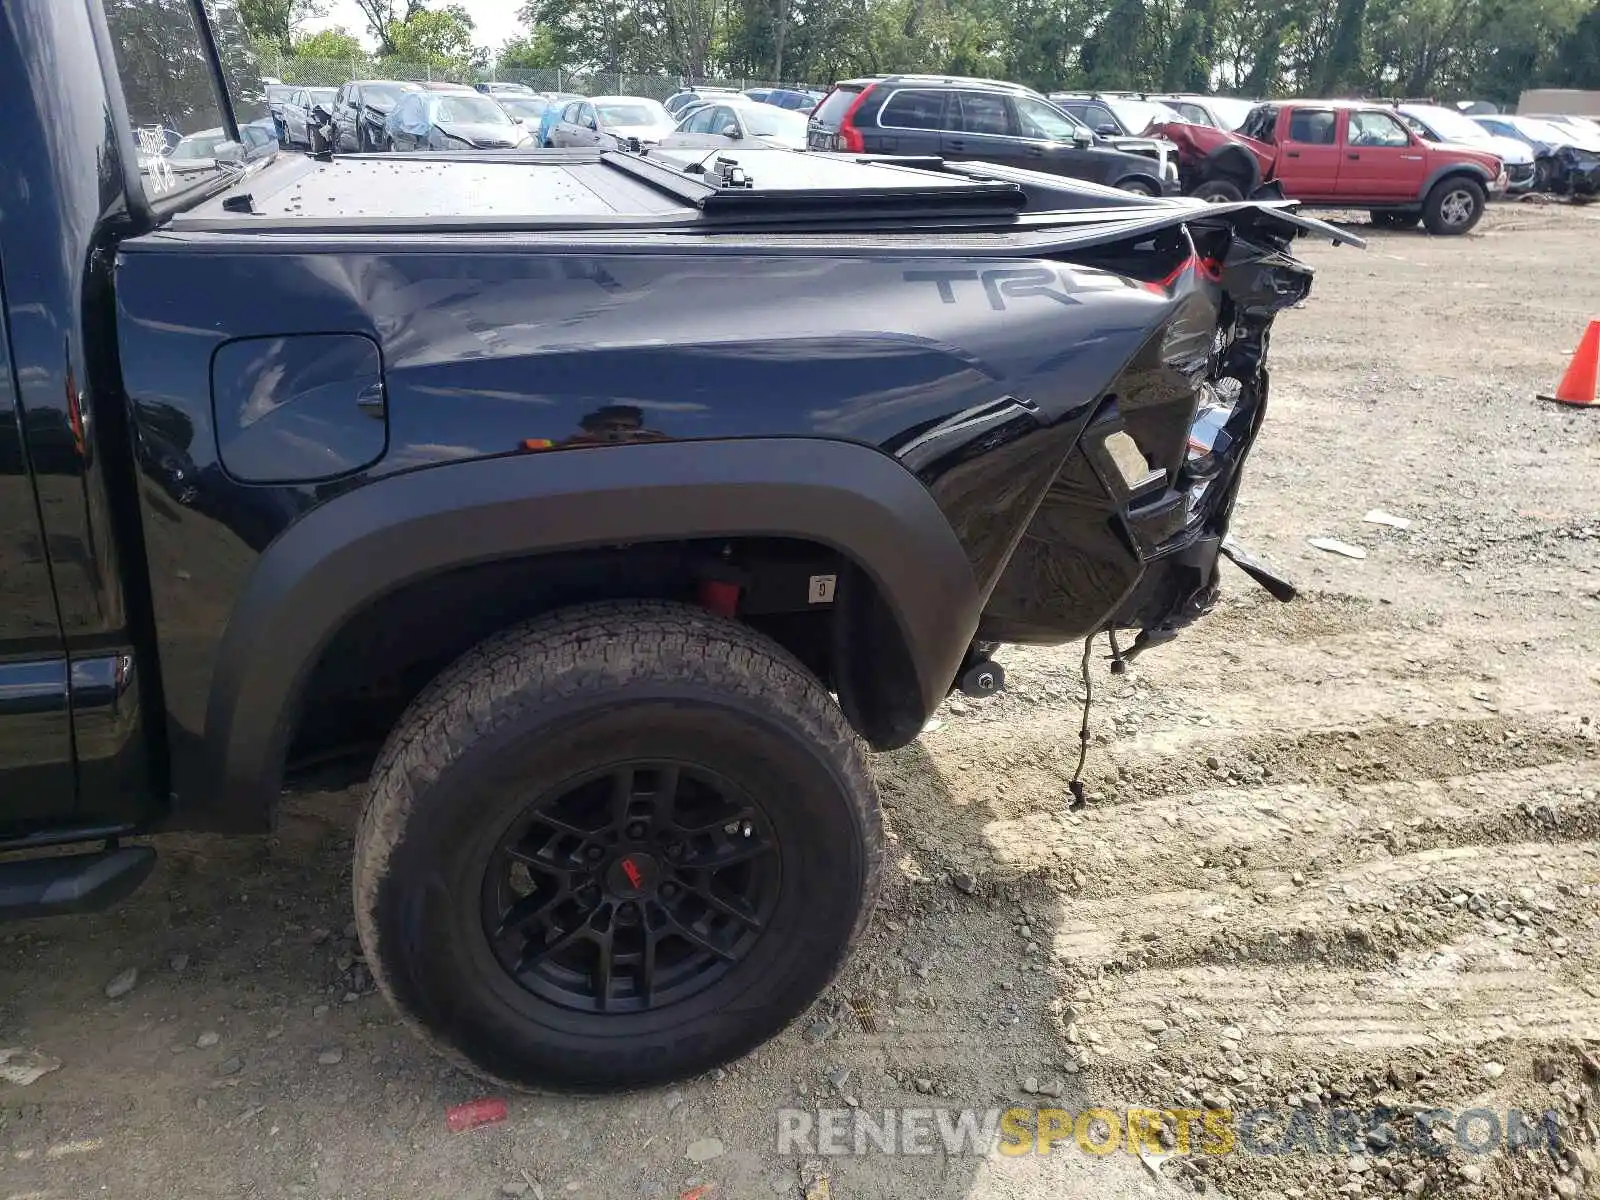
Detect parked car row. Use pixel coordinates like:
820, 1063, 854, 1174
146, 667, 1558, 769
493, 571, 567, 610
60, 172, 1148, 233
1471, 113, 1600, 199
276, 79, 816, 158
265, 71, 1598, 229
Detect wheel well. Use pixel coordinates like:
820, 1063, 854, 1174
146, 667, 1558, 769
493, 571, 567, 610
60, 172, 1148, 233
1203, 147, 1257, 187
1115, 171, 1163, 193
1427, 169, 1488, 195
281, 538, 927, 787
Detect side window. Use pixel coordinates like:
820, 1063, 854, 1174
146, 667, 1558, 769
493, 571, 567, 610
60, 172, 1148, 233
1013, 96, 1081, 141
1175, 102, 1212, 126
1239, 106, 1275, 142
879, 89, 949, 130
956, 92, 1011, 136
1082, 103, 1117, 131
580, 103, 597, 127
1347, 111, 1410, 147
1286, 108, 1337, 145
561, 102, 580, 123
334, 85, 346, 107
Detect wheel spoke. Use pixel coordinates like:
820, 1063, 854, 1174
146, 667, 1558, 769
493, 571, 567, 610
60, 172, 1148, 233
673, 804, 757, 835
516, 907, 597, 971
686, 831, 772, 871
685, 880, 764, 931
660, 908, 736, 962
525, 810, 603, 841
495, 885, 566, 937
508, 827, 583, 869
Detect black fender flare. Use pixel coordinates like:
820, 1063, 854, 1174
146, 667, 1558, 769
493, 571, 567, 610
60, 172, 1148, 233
1203, 144, 1262, 191
204, 438, 981, 823
1418, 162, 1492, 201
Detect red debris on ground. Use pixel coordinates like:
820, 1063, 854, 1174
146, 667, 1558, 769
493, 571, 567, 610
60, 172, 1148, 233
445, 1097, 508, 1132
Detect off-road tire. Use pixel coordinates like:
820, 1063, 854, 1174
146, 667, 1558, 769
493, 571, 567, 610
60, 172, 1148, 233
354, 601, 884, 1092
1117, 177, 1159, 197
1422, 176, 1486, 236
1192, 178, 1245, 204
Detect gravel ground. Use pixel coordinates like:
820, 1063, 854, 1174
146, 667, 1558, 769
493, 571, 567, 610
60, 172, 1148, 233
3, 201, 1599, 1200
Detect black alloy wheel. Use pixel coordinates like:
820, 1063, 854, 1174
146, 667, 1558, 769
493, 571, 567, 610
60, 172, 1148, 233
481, 760, 779, 1014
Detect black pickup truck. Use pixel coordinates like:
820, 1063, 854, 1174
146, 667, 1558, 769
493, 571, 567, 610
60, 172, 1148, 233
1, 0, 1355, 1091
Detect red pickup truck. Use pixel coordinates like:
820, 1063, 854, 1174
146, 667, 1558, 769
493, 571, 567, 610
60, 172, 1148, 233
1158, 100, 1507, 235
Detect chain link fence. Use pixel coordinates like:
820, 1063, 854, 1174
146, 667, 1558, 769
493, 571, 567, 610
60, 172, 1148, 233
260, 53, 825, 101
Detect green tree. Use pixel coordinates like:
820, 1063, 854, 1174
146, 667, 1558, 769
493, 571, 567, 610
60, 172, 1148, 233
1551, 4, 1600, 87
238, 0, 325, 54
499, 29, 562, 70
389, 4, 486, 69
290, 26, 367, 59
352, 0, 423, 55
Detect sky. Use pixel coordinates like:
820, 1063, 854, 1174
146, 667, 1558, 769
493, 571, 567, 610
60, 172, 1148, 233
302, 1, 525, 53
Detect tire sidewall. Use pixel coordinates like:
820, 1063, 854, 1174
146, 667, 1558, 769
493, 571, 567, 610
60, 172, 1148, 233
366, 685, 871, 1090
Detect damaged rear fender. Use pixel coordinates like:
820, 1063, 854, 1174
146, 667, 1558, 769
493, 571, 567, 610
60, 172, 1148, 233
975, 202, 1355, 649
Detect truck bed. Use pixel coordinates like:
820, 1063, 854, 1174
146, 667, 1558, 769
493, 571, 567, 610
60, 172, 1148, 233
171, 145, 1186, 234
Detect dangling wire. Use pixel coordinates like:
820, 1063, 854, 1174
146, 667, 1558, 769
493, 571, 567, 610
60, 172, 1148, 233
1067, 633, 1097, 811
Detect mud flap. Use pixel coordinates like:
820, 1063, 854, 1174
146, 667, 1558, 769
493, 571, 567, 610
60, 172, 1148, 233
1220, 536, 1297, 602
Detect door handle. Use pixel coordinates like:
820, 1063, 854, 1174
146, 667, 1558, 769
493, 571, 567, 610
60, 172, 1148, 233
1285, 150, 1301, 158
1347, 152, 1361, 160
1025, 146, 1044, 157
948, 139, 966, 150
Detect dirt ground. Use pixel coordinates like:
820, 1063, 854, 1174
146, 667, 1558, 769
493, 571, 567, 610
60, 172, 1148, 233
4, 200, 1599, 1200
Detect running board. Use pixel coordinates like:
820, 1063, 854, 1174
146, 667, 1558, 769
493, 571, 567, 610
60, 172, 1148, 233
0, 844, 156, 920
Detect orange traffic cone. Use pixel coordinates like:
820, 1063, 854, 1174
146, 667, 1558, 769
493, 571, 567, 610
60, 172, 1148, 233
1540, 320, 1600, 407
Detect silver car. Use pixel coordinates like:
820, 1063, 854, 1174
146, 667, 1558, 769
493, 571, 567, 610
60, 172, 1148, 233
659, 98, 810, 151
280, 86, 337, 150
547, 96, 676, 149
